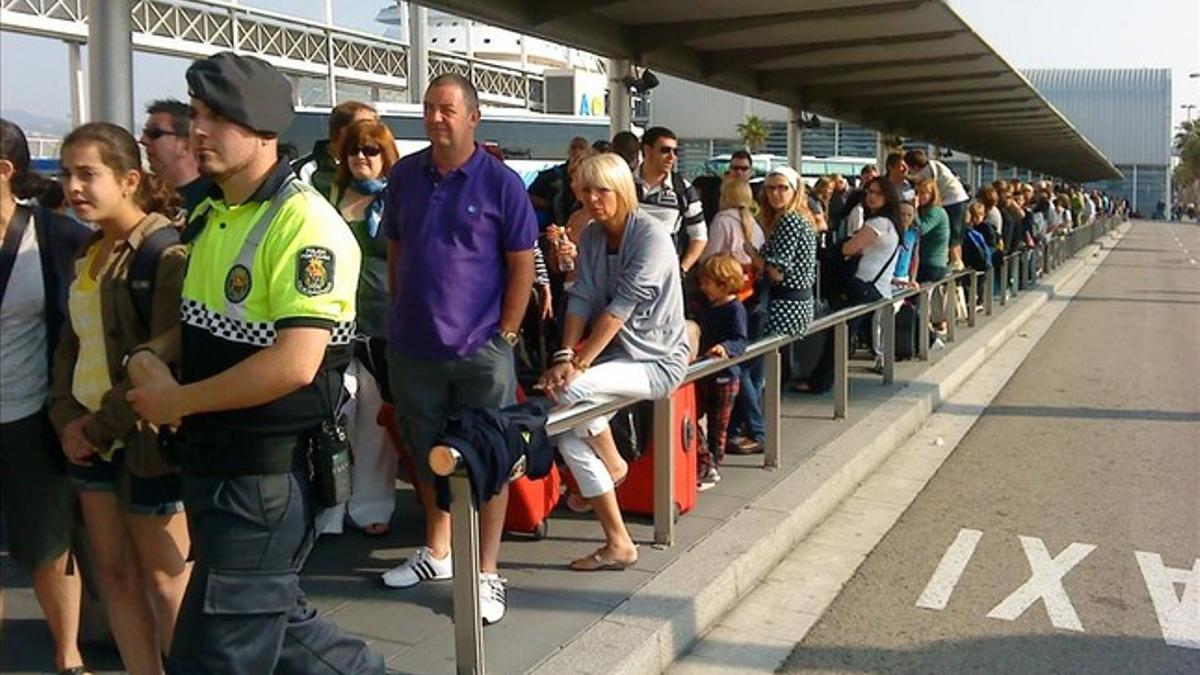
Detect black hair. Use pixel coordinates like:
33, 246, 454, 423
903, 148, 929, 169
145, 98, 192, 136
641, 126, 676, 149
730, 149, 753, 163
610, 130, 640, 166
0, 117, 57, 202
591, 139, 611, 153
863, 176, 904, 232
885, 152, 904, 170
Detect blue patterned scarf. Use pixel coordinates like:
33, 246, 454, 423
351, 178, 387, 237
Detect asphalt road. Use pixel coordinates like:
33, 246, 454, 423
782, 220, 1200, 675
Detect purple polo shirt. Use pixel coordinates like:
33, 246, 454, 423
383, 145, 537, 360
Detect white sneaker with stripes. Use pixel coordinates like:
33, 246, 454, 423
381, 546, 453, 588
479, 573, 507, 625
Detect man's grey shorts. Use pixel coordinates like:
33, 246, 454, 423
387, 335, 517, 482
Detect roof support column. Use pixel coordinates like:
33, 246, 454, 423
787, 107, 802, 173
408, 2, 429, 104
609, 58, 631, 136
88, 0, 133, 128
67, 40, 87, 127
323, 0, 337, 106
875, 131, 888, 174
1131, 165, 1138, 212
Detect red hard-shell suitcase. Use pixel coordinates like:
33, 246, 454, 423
504, 464, 560, 539
616, 383, 699, 519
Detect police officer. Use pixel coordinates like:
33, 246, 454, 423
126, 52, 383, 674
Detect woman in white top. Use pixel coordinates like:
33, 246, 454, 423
841, 177, 903, 370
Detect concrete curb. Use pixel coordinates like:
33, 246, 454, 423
527, 225, 1129, 675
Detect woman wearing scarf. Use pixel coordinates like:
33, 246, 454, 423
323, 119, 399, 536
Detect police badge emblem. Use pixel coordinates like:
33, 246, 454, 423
224, 264, 252, 303
296, 246, 335, 296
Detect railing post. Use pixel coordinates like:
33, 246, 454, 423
763, 349, 782, 470
998, 257, 1008, 306
917, 287, 931, 361
967, 273, 978, 327
833, 322, 849, 419
984, 267, 994, 316
448, 474, 484, 674
1017, 251, 1026, 291
945, 279, 958, 343
881, 303, 895, 386
652, 395, 676, 546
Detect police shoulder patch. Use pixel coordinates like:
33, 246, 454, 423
296, 246, 335, 296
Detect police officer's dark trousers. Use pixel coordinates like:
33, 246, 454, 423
168, 434, 383, 675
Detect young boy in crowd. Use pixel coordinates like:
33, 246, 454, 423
695, 255, 749, 491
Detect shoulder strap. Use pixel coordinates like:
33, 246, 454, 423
870, 222, 901, 286
128, 225, 182, 331
0, 205, 34, 306
671, 171, 689, 218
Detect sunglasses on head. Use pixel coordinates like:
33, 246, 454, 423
348, 145, 382, 158
142, 128, 179, 141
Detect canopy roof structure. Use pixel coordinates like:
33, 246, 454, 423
428, 0, 1121, 181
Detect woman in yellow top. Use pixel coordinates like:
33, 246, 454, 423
50, 123, 189, 675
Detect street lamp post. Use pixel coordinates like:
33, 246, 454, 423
1184, 104, 1198, 123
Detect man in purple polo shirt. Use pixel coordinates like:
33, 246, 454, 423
380, 73, 535, 626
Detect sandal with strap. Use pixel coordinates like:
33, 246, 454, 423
59, 667, 94, 675
569, 548, 637, 572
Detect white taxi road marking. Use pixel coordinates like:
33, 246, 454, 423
918, 529, 1199, 648
1135, 552, 1200, 649
986, 536, 1096, 632
916, 528, 984, 610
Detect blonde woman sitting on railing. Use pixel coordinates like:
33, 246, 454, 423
537, 153, 690, 572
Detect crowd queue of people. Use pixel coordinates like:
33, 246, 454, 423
0, 51, 1126, 674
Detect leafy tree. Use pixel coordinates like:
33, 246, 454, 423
736, 115, 769, 153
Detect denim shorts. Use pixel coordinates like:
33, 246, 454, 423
70, 448, 184, 516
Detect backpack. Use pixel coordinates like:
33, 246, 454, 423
962, 228, 993, 272
127, 226, 181, 332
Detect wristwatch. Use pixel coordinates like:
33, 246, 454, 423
499, 329, 520, 347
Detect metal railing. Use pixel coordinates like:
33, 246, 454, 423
433, 215, 1122, 673
0, 0, 547, 109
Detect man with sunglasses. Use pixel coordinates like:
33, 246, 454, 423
636, 126, 707, 274
140, 98, 212, 217
726, 150, 753, 182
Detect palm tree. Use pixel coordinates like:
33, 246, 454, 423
736, 115, 769, 153
1174, 120, 1197, 155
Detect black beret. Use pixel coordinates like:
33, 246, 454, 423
186, 52, 294, 136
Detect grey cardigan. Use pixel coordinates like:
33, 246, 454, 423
566, 209, 690, 398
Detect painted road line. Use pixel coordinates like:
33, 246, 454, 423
915, 528, 984, 611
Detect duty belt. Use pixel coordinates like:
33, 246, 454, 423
177, 426, 307, 476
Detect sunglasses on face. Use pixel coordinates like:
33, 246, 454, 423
348, 145, 382, 158
142, 128, 179, 141
729, 164, 751, 172
657, 146, 679, 156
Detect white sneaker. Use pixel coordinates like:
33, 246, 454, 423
381, 547, 453, 588
479, 573, 507, 625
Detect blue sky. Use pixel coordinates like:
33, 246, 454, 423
2, 0, 1197, 134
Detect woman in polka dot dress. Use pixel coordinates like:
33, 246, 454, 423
746, 166, 819, 338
